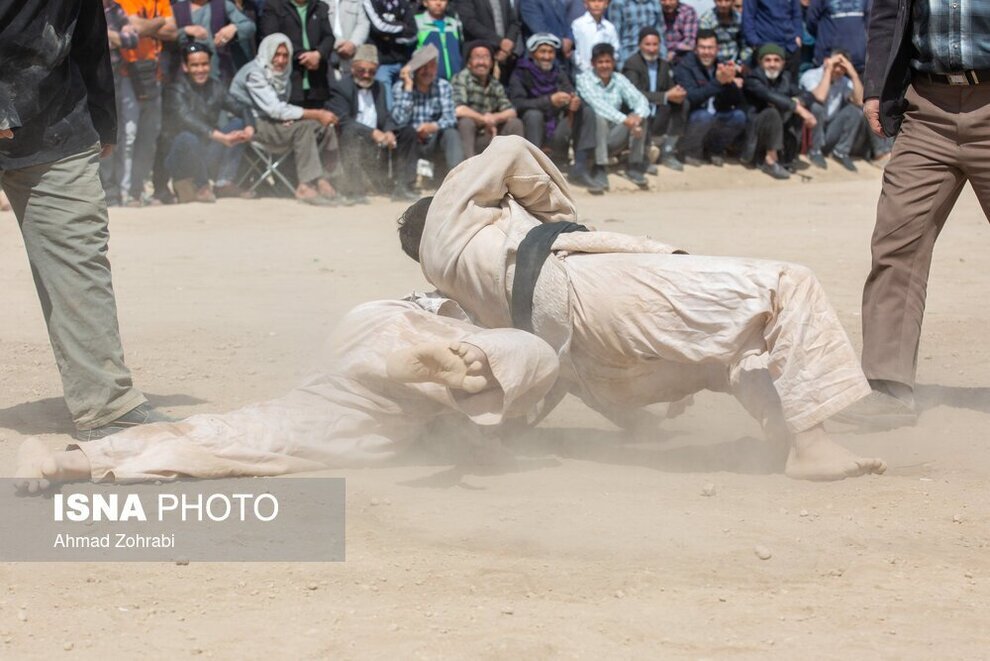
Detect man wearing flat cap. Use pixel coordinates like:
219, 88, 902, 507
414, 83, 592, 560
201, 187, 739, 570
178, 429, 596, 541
509, 33, 601, 193
742, 42, 817, 179
392, 43, 465, 179
328, 44, 418, 202
451, 40, 525, 158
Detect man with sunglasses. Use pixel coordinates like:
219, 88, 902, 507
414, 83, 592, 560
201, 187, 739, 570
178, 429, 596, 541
162, 41, 257, 202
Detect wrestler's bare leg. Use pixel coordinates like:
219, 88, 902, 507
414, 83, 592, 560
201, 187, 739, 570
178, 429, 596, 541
386, 342, 494, 394
14, 437, 91, 493
784, 424, 886, 481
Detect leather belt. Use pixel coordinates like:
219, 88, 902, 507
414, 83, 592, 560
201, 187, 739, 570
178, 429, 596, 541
916, 69, 990, 86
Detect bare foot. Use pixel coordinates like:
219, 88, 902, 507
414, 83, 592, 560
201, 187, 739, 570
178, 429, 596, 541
316, 178, 337, 198
386, 341, 493, 394
14, 438, 92, 495
784, 425, 886, 481
295, 182, 319, 200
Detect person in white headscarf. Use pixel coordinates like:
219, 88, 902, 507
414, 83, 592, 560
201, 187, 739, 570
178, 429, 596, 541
230, 33, 342, 205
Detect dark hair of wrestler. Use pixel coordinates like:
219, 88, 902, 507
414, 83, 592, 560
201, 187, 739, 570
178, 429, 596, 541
397, 196, 433, 262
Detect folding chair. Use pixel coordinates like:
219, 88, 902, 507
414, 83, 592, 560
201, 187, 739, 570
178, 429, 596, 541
237, 142, 296, 196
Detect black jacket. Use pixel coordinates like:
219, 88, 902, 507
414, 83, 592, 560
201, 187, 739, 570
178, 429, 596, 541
507, 64, 573, 114
743, 68, 812, 114
162, 75, 255, 140
672, 52, 743, 111
863, 0, 912, 136
260, 0, 335, 105
0, 0, 116, 170
622, 52, 677, 106
364, 0, 418, 66
454, 0, 521, 47
327, 77, 399, 132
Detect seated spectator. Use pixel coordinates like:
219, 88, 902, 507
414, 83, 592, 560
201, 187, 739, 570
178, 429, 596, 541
328, 44, 418, 201
163, 42, 256, 203
609, 0, 666, 68
366, 0, 418, 108
452, 41, 525, 158
800, 50, 889, 171
673, 29, 746, 167
660, 0, 698, 62
742, 42, 817, 179
509, 33, 601, 193
415, 0, 463, 80
454, 0, 522, 83
576, 42, 651, 188
622, 26, 686, 172
322, 0, 371, 77
260, 0, 335, 109
806, 0, 867, 73
571, 0, 619, 75
172, 0, 256, 82
391, 44, 465, 179
698, 0, 751, 67
742, 0, 803, 79
230, 33, 341, 204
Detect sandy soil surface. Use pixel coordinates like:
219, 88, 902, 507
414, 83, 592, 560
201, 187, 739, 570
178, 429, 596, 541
2, 162, 989, 659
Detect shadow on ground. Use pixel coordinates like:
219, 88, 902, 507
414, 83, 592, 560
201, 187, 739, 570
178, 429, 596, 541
0, 394, 207, 436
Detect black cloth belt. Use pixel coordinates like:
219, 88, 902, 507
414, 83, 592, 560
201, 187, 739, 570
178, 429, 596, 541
915, 69, 990, 86
510, 221, 588, 333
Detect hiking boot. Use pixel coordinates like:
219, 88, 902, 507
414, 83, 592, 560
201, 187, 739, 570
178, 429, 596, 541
74, 403, 175, 442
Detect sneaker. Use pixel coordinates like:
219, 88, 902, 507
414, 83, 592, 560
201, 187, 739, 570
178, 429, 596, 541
624, 169, 649, 189
830, 390, 917, 430
808, 150, 828, 169
759, 161, 791, 180
833, 152, 858, 172
710, 154, 725, 168
661, 152, 684, 172
74, 403, 175, 442
569, 170, 604, 195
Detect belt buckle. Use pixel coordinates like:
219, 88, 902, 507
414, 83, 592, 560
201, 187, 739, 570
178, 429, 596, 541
946, 72, 970, 85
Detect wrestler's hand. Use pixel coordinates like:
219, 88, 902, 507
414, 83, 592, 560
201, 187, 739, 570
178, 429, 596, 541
864, 98, 884, 137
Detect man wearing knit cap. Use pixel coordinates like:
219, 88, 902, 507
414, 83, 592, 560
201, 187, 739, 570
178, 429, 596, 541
392, 43, 465, 178
328, 44, 418, 202
452, 40, 525, 158
742, 42, 817, 179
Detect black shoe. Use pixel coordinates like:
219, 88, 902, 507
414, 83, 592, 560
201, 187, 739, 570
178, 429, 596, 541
661, 152, 684, 172
623, 169, 649, 188
833, 152, 858, 172
808, 150, 827, 169
569, 170, 604, 195
390, 186, 418, 202
710, 154, 725, 167
683, 155, 704, 167
75, 403, 175, 442
759, 161, 791, 180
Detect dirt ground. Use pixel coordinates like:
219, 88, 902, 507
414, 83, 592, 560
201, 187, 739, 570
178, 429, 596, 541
2, 162, 989, 659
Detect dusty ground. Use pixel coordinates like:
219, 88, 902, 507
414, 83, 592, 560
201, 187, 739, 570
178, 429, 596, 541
2, 161, 989, 659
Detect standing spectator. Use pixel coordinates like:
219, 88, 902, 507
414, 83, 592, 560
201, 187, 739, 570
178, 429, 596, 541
453, 0, 522, 81
322, 0, 371, 77
805, 0, 868, 72
509, 33, 601, 192
518, 0, 584, 59
115, 0, 178, 207
699, 0, 752, 66
660, 0, 699, 62
800, 51, 868, 170
414, 0, 464, 80
100, 0, 141, 207
1, 0, 169, 439
571, 0, 620, 75
172, 0, 257, 82
163, 42, 256, 203
673, 29, 746, 166
229, 33, 341, 204
365, 0, 418, 108
391, 44, 465, 178
328, 44, 418, 201
260, 0, 335, 108
608, 0, 666, 67
452, 41, 525, 158
622, 26, 687, 171
576, 42, 651, 188
742, 0, 803, 78
742, 42, 817, 179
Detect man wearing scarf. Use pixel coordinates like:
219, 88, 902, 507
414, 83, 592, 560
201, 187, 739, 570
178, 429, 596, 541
508, 33, 601, 193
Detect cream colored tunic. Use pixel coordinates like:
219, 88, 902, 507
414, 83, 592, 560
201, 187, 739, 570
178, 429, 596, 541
420, 136, 870, 432
79, 297, 559, 482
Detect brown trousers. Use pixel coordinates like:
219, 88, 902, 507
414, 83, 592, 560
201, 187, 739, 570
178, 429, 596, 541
862, 79, 990, 387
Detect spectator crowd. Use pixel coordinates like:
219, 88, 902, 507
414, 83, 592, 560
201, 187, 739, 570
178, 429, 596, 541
82, 0, 889, 207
